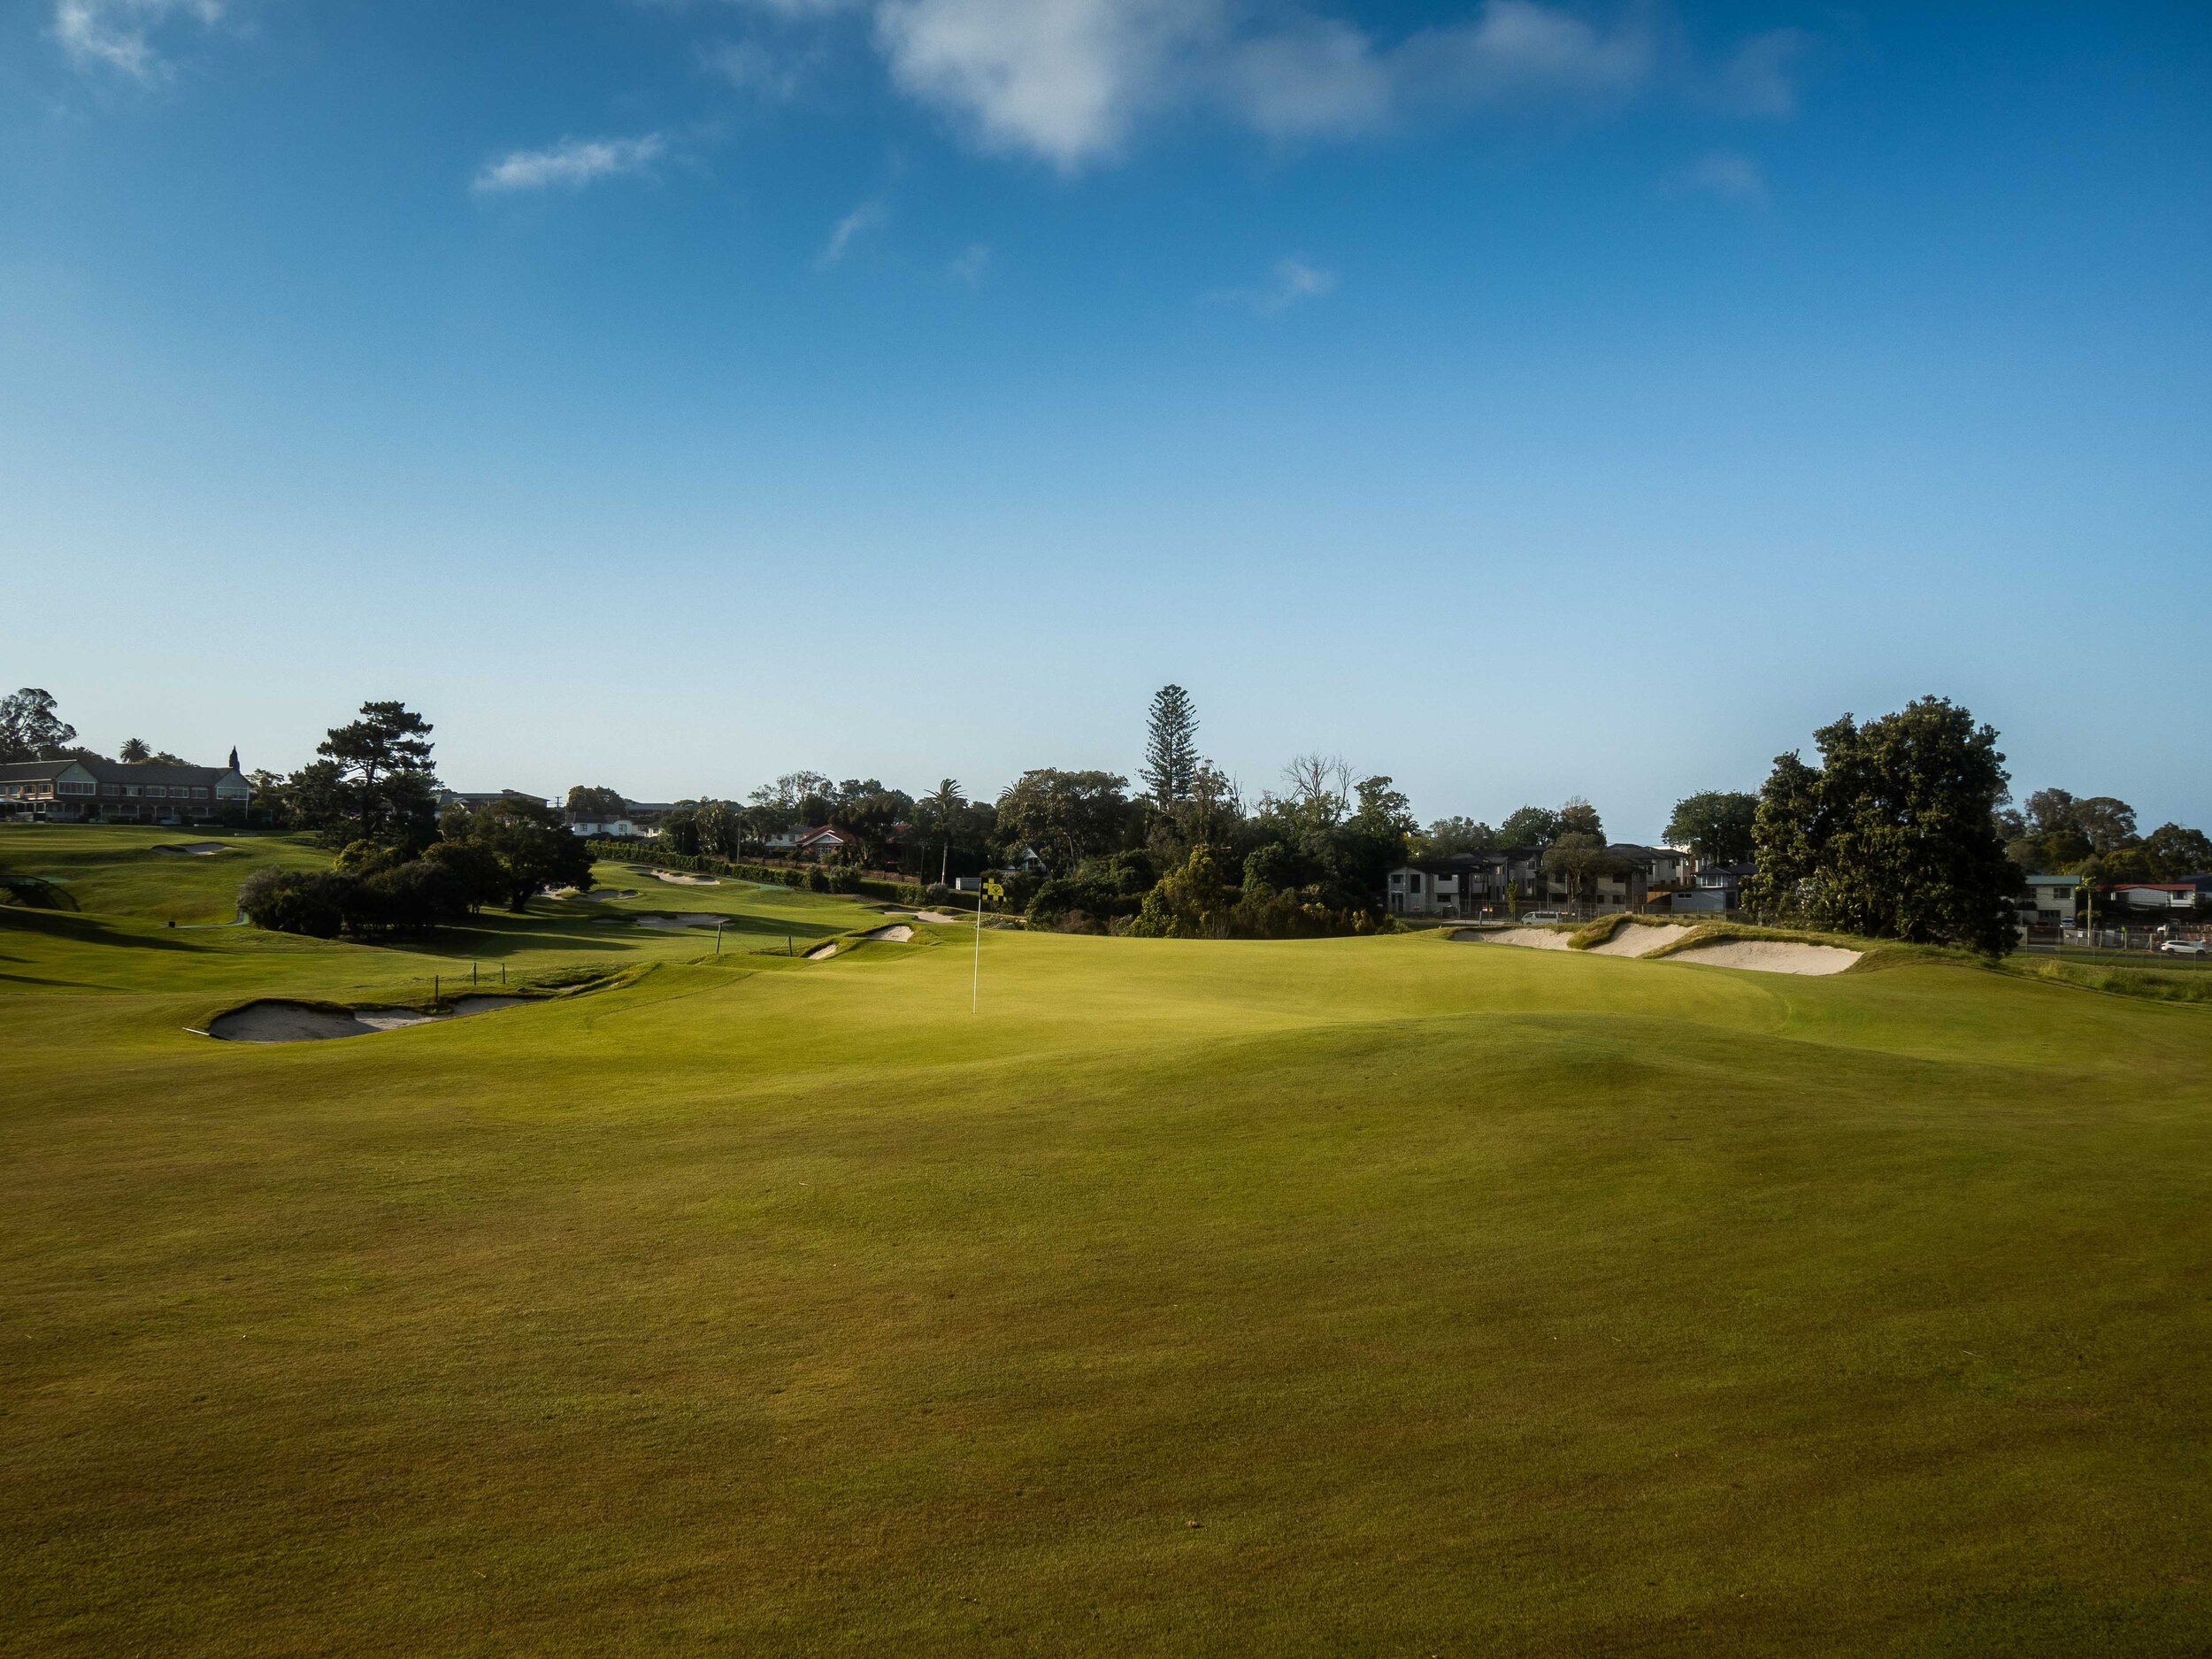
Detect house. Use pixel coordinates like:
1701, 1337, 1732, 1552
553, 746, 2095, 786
569, 817, 657, 840
1676, 860, 1755, 913
2105, 883, 2201, 913
794, 825, 861, 859
1386, 843, 1701, 919
0, 756, 251, 825
2023, 873, 2081, 925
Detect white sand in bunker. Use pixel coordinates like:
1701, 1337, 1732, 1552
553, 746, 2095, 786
805, 942, 839, 959
862, 924, 914, 942
1587, 923, 1694, 957
154, 842, 231, 856
1458, 927, 1575, 950
652, 871, 718, 887
207, 995, 530, 1043
914, 910, 961, 924
632, 912, 733, 931
1668, 940, 1862, 975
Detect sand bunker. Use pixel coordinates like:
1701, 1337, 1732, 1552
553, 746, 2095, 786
207, 995, 530, 1043
862, 924, 914, 942
805, 942, 839, 960
1459, 926, 1575, 950
652, 871, 718, 887
1667, 941, 1862, 976
154, 842, 230, 856
913, 910, 961, 924
632, 912, 732, 931
1587, 923, 1694, 957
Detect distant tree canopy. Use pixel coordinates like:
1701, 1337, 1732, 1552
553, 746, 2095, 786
1423, 816, 1498, 856
1140, 685, 1200, 811
1745, 696, 2017, 955
996, 769, 1138, 870
1664, 790, 1759, 865
0, 688, 76, 764
565, 785, 627, 818
442, 795, 595, 910
282, 701, 442, 849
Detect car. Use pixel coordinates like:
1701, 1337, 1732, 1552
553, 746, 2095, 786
2157, 938, 2208, 957
1519, 911, 1572, 925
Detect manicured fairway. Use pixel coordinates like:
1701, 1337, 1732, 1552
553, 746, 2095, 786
4, 842, 2211, 1655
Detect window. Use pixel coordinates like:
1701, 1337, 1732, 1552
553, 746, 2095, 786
192, 787, 209, 800
125, 785, 142, 797
59, 780, 95, 795
101, 782, 121, 797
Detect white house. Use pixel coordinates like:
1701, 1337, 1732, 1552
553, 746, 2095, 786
2023, 873, 2081, 925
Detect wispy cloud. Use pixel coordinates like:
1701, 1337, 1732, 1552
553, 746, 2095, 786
854, 0, 1790, 170
947, 242, 992, 284
472, 134, 667, 195
55, 0, 225, 80
703, 38, 814, 100
1209, 256, 1338, 317
1665, 150, 1767, 205
817, 198, 887, 267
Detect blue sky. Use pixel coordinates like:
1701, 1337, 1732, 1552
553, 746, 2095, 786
3, 1, 2208, 837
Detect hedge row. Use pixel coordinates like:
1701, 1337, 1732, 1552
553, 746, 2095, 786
585, 841, 929, 907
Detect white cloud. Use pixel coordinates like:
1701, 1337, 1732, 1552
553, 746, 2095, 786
703, 39, 813, 99
55, 0, 225, 80
852, 2, 1771, 168
874, 0, 1220, 169
1666, 150, 1766, 205
947, 242, 991, 284
1210, 256, 1338, 316
472, 134, 667, 195
817, 198, 887, 265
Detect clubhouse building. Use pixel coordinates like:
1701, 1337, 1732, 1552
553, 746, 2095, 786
0, 753, 252, 825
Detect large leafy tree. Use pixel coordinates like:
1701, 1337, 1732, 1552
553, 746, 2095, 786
1140, 685, 1200, 811
301, 701, 442, 848
565, 785, 627, 818
1424, 817, 1497, 856
1747, 696, 2017, 954
1664, 790, 1759, 865
1498, 804, 1565, 849
2140, 822, 2212, 879
446, 796, 594, 910
995, 769, 1135, 871
0, 688, 75, 763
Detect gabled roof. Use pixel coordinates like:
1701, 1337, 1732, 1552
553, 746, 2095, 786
86, 759, 243, 788
0, 760, 81, 783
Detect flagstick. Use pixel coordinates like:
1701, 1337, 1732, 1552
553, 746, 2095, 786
972, 887, 983, 1014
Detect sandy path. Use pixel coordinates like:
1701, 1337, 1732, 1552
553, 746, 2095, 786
1667, 941, 1862, 975
1588, 923, 1694, 957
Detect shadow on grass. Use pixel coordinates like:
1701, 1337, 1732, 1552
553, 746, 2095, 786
0, 908, 210, 952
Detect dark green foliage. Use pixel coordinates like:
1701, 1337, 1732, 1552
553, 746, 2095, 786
0, 688, 75, 764
565, 785, 627, 818
995, 769, 1138, 872
1423, 816, 1497, 856
237, 868, 350, 938
287, 701, 442, 849
1024, 851, 1157, 928
1498, 805, 1564, 848
1747, 696, 2018, 956
1140, 685, 1200, 810
1664, 790, 1758, 864
449, 796, 595, 910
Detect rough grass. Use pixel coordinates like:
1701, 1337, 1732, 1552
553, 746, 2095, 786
4, 850, 2212, 1656
2005, 955, 2212, 1005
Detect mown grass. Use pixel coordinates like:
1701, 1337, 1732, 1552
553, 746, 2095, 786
3, 839, 2211, 1655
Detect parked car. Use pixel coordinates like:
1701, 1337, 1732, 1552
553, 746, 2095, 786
1519, 911, 1571, 925
2156, 938, 2208, 957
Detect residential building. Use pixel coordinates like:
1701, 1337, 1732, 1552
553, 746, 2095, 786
1386, 844, 1701, 919
2106, 883, 2201, 913
2023, 873, 2081, 925
1677, 860, 1755, 913
0, 756, 251, 824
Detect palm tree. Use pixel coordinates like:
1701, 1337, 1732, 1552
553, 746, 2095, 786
924, 779, 964, 886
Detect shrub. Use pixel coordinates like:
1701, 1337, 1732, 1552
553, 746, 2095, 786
238, 868, 350, 939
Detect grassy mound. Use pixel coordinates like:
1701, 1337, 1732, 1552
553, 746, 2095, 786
4, 880, 2212, 1654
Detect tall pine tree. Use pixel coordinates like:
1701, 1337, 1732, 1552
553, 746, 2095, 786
1141, 685, 1200, 810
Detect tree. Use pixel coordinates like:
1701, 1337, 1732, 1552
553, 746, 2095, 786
0, 689, 75, 763
1141, 685, 1200, 810
448, 796, 594, 910
1340, 775, 1416, 895
1664, 790, 1759, 865
995, 770, 1135, 871
118, 738, 187, 765
2140, 822, 2212, 879
1126, 845, 1233, 939
1424, 817, 1497, 856
1542, 831, 1621, 910
1279, 754, 1351, 829
566, 785, 627, 818
1499, 805, 1565, 849
1557, 797, 1604, 841
305, 701, 441, 848
918, 779, 965, 884
829, 788, 912, 865
1746, 697, 2017, 954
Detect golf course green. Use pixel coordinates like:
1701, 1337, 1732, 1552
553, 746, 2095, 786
4, 829, 2209, 1655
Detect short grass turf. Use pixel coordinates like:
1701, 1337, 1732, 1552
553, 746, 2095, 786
4, 860, 2212, 1655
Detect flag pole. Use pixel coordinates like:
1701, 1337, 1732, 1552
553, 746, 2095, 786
972, 883, 984, 1013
